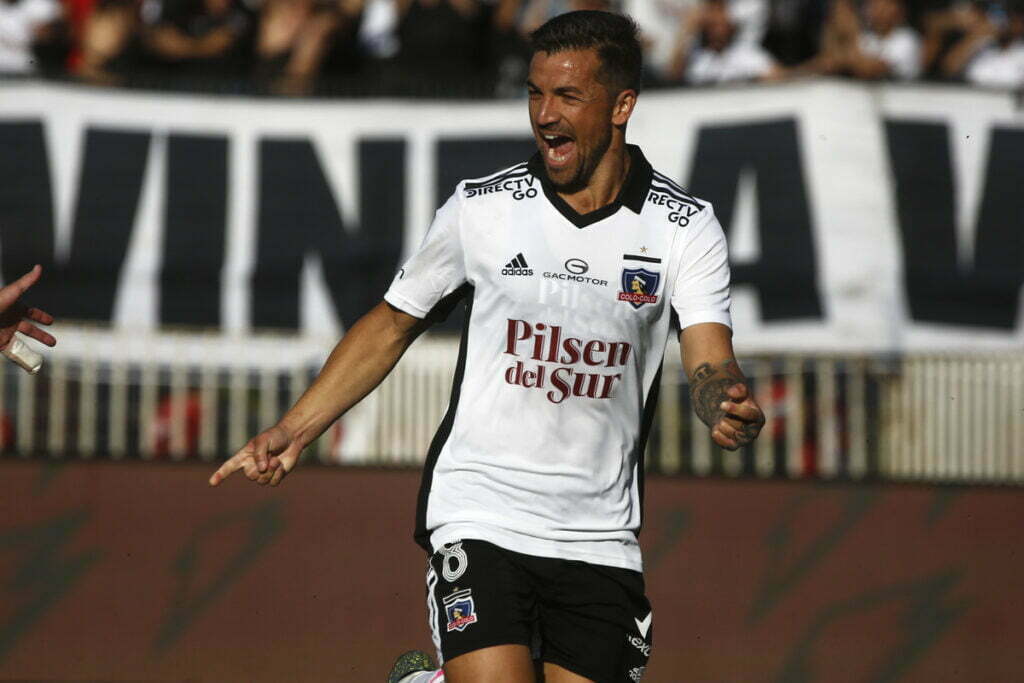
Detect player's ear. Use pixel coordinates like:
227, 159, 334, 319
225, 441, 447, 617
611, 88, 637, 126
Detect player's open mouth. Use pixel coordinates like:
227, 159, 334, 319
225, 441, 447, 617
542, 134, 576, 167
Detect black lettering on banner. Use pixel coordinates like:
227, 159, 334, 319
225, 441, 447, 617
160, 134, 228, 327
688, 119, 824, 321
0, 123, 150, 321
884, 121, 1023, 329
253, 138, 405, 330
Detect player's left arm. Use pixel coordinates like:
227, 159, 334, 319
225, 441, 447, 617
680, 322, 765, 451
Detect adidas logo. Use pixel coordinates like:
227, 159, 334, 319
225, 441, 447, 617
501, 253, 533, 277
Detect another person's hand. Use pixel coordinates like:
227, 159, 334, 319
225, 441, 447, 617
710, 383, 765, 451
208, 423, 303, 487
0, 265, 56, 352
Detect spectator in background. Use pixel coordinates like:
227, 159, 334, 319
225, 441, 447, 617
812, 0, 922, 79
621, 0, 771, 81
393, 0, 484, 80
519, 0, 620, 34
621, 0, 694, 81
939, 0, 1024, 87
255, 0, 363, 94
75, 0, 141, 82
666, 0, 783, 84
488, 0, 620, 96
142, 0, 254, 77
762, 0, 828, 66
489, 0, 532, 96
358, 0, 397, 58
726, 0, 767, 44
0, 0, 67, 73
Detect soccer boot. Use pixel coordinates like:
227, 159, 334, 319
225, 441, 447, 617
386, 649, 436, 683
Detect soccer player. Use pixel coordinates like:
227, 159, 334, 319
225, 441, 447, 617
209, 11, 764, 682
0, 265, 56, 355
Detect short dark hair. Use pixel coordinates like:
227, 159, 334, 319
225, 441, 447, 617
530, 11, 643, 94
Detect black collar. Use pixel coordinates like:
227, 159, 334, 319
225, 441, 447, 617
527, 144, 653, 229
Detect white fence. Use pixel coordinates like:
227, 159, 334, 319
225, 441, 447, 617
1, 335, 1021, 484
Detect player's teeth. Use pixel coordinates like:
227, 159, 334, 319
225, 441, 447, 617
547, 146, 568, 161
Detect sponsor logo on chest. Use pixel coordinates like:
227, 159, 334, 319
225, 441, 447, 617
503, 319, 630, 404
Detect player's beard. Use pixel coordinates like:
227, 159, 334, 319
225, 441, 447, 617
547, 126, 613, 196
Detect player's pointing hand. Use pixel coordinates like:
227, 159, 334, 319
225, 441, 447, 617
209, 424, 303, 488
711, 383, 765, 451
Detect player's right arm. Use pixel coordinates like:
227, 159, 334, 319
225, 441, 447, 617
210, 186, 468, 489
209, 302, 428, 487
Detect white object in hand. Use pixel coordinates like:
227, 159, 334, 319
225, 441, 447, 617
2, 335, 43, 375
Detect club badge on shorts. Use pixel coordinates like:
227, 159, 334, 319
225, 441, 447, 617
618, 268, 660, 308
443, 588, 478, 632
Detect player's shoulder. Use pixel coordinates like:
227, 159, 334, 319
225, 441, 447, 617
457, 161, 537, 202
644, 166, 713, 229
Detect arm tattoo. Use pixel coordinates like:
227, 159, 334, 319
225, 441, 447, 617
689, 359, 746, 430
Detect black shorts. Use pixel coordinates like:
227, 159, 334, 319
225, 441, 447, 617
425, 540, 652, 683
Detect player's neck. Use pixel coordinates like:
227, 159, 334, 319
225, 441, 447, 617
557, 138, 631, 215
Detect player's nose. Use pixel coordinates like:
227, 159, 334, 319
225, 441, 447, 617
534, 97, 561, 127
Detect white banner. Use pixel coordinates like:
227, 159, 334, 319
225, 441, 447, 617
0, 79, 1021, 363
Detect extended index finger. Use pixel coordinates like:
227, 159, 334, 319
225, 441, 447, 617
209, 449, 250, 486
0, 265, 41, 311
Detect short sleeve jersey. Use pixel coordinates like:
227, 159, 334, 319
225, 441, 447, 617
385, 145, 731, 571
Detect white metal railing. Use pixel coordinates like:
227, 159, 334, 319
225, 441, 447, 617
1, 336, 1021, 484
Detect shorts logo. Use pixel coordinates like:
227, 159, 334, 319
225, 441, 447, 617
635, 611, 652, 638
440, 542, 468, 582
617, 268, 660, 308
626, 634, 651, 657
629, 665, 647, 681
443, 589, 478, 632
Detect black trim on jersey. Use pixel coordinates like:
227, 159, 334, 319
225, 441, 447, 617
623, 254, 662, 264
415, 285, 475, 551
651, 172, 704, 210
633, 364, 662, 535
463, 164, 530, 191
527, 144, 654, 229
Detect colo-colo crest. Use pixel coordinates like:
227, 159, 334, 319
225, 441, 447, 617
617, 268, 660, 308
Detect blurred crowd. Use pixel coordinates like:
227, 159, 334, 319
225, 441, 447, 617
1, 0, 1022, 94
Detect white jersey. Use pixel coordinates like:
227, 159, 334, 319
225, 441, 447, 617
859, 27, 922, 81
385, 145, 731, 571
686, 41, 776, 85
